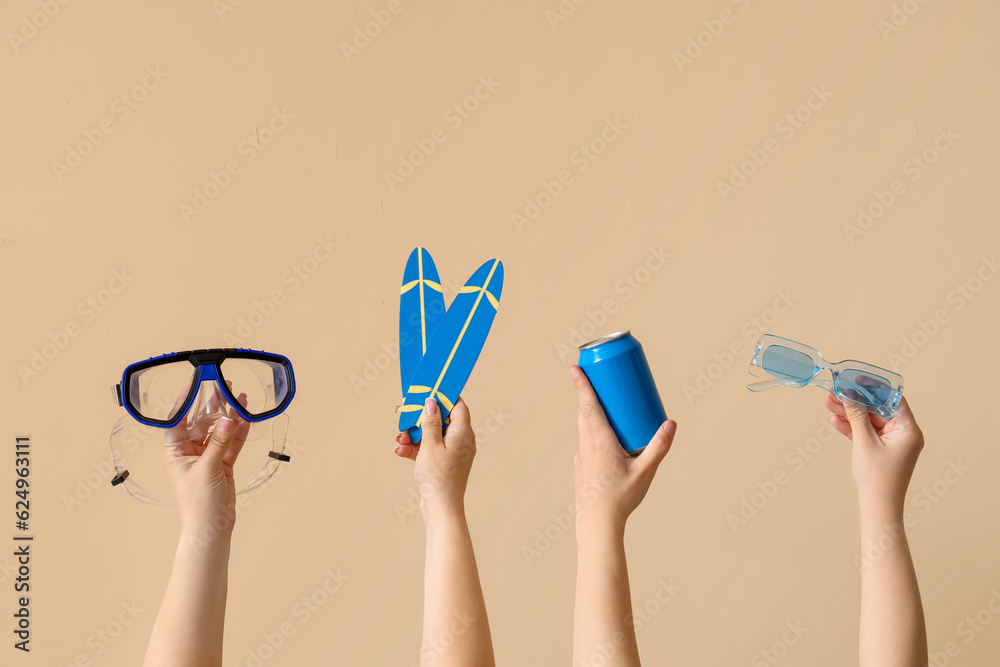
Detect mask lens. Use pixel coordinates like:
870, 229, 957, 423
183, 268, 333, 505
761, 345, 816, 382
219, 358, 290, 416
128, 361, 196, 422
837, 369, 892, 407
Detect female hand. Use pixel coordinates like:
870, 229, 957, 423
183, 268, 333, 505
825, 393, 923, 512
570, 365, 676, 532
394, 397, 477, 523
163, 392, 251, 539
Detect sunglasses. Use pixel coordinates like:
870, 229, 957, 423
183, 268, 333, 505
747, 335, 903, 418
114, 348, 295, 427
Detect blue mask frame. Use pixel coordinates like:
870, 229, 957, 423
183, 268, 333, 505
114, 348, 296, 428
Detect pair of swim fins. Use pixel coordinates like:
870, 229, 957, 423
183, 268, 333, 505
397, 248, 504, 442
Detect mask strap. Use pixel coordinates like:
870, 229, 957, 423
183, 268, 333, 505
111, 457, 172, 506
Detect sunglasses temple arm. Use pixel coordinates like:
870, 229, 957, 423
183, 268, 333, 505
747, 379, 784, 392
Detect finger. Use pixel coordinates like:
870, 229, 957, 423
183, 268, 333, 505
222, 435, 246, 469
231, 393, 252, 436
223, 415, 249, 468
570, 365, 612, 445
890, 395, 917, 427
824, 392, 848, 418
830, 414, 852, 439
205, 384, 221, 414
825, 392, 889, 430
635, 420, 677, 478
199, 416, 236, 469
168, 383, 191, 415
394, 443, 419, 461
445, 398, 472, 443
163, 441, 197, 465
420, 398, 444, 448
840, 397, 880, 444
396, 430, 414, 447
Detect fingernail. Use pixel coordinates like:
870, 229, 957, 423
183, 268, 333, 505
393, 446, 402, 455
217, 417, 234, 435
424, 398, 438, 415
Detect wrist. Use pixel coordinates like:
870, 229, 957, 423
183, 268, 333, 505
422, 501, 467, 535
857, 491, 905, 521
180, 520, 234, 549
575, 508, 627, 544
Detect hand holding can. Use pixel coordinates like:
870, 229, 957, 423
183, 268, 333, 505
577, 331, 668, 456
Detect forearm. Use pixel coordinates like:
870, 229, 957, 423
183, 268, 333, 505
421, 507, 495, 667
858, 498, 927, 667
144, 529, 232, 667
574, 518, 641, 667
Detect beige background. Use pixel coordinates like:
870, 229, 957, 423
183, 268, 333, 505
2, 1, 999, 665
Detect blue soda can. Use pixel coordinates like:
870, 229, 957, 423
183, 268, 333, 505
578, 331, 667, 456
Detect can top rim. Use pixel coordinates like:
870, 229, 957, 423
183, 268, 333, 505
578, 331, 631, 351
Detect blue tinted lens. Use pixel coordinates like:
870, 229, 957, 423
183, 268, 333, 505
837, 369, 892, 407
761, 345, 816, 381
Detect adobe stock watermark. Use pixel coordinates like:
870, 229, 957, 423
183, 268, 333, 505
726, 417, 837, 535
235, 438, 306, 516
237, 566, 349, 667
0, 556, 15, 586
384, 75, 501, 193
877, 0, 933, 40
577, 578, 682, 666
339, 0, 418, 62
854, 459, 970, 573
55, 600, 145, 667
886, 254, 998, 372
682, 288, 798, 405
213, 0, 251, 21
672, 0, 753, 73
221, 234, 341, 346
511, 116, 629, 233
544, 0, 595, 31
18, 268, 135, 387
716, 85, 832, 202
395, 406, 511, 523
750, 620, 808, 666
522, 457, 637, 566
629, 578, 682, 635
179, 107, 295, 223
351, 275, 467, 395
843, 126, 959, 244
51, 66, 168, 183
928, 588, 1000, 666
8, 0, 75, 54
415, 610, 479, 666
553, 245, 671, 362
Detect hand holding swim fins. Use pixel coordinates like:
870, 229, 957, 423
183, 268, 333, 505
397, 247, 504, 443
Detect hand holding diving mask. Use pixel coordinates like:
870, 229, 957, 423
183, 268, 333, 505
109, 348, 296, 505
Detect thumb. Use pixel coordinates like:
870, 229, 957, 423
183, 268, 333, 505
420, 397, 444, 447
635, 420, 677, 478
840, 398, 880, 445
199, 417, 236, 470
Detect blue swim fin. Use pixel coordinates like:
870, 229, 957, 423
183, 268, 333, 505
399, 247, 446, 398
399, 258, 504, 441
